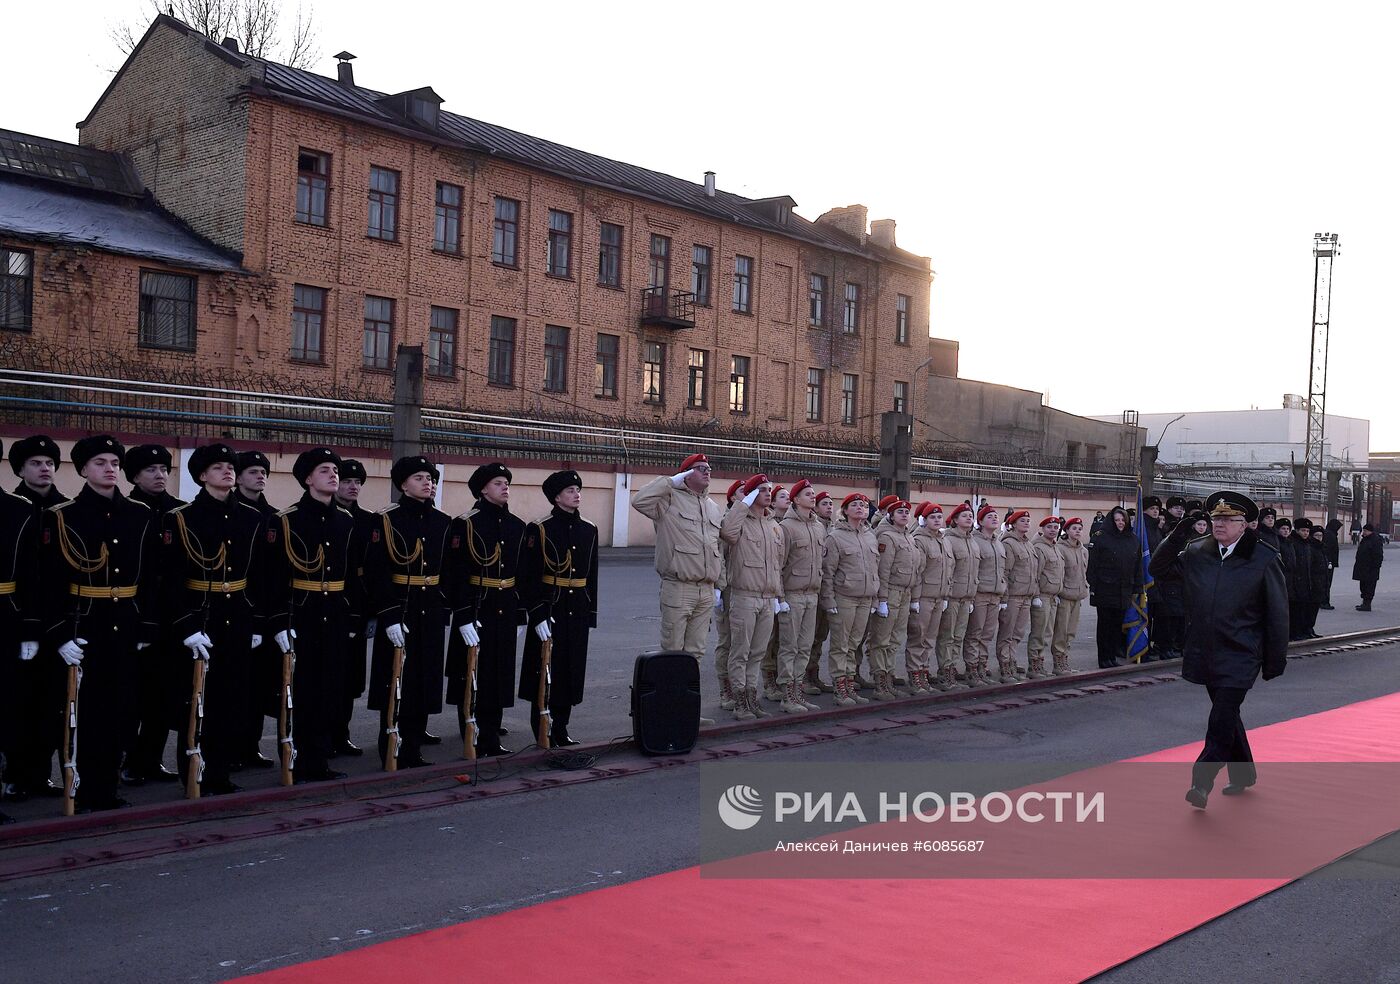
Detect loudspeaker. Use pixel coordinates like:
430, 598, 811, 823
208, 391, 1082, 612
630, 650, 701, 755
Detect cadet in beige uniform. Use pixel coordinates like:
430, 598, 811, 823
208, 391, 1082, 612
821, 493, 880, 707
937, 502, 980, 687
714, 479, 743, 710
1027, 516, 1065, 679
871, 498, 919, 700
721, 475, 783, 720
909, 503, 952, 692
996, 509, 1039, 683
967, 504, 1006, 686
760, 485, 791, 701
803, 491, 836, 695
776, 479, 823, 714
1053, 517, 1090, 675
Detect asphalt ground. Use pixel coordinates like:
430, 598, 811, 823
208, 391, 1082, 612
1, 625, 1397, 982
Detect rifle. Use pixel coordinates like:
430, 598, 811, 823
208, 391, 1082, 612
278, 647, 296, 786
535, 636, 553, 750
383, 645, 405, 771
61, 665, 80, 817
462, 644, 479, 762
185, 658, 207, 799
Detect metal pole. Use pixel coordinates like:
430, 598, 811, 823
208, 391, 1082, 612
391, 345, 424, 461
1291, 463, 1307, 521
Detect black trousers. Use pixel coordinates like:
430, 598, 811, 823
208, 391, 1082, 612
3, 655, 63, 792
1095, 607, 1125, 666
1322, 568, 1335, 605
529, 693, 574, 743
1360, 577, 1378, 604
1158, 615, 1185, 655
378, 706, 427, 764
1191, 685, 1256, 792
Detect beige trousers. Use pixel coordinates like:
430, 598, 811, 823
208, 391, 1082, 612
1051, 597, 1083, 661
727, 590, 775, 692
660, 578, 716, 664
827, 595, 874, 680
996, 595, 1033, 667
967, 592, 1002, 668
1027, 596, 1059, 662
870, 586, 912, 676
937, 598, 974, 671
776, 590, 819, 687
906, 597, 947, 672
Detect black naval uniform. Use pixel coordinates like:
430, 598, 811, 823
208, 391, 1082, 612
365, 496, 452, 765
236, 488, 280, 766
445, 499, 526, 753
518, 506, 599, 743
42, 487, 161, 810
126, 486, 187, 782
338, 499, 379, 752
264, 493, 363, 780
162, 491, 267, 790
0, 490, 42, 797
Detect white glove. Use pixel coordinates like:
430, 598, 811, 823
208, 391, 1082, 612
1032, 597, 1043, 608
1327, 564, 1333, 570
137, 642, 150, 651
714, 589, 724, 614
967, 603, 974, 614
770, 598, 781, 615
183, 631, 213, 660
870, 606, 878, 615
534, 619, 552, 641
670, 468, 695, 487
251, 634, 263, 649
876, 602, 889, 618
386, 623, 408, 647
828, 607, 839, 615
275, 629, 297, 653
19, 641, 38, 661
910, 601, 921, 614
59, 638, 87, 666
777, 600, 790, 614
999, 602, 1008, 611
742, 487, 762, 507
917, 515, 926, 527
366, 618, 378, 639
459, 621, 481, 647
941, 600, 949, 612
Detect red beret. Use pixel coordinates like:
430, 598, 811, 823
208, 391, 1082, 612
1006, 509, 1030, 526
726, 479, 743, 505
976, 503, 998, 524
841, 492, 870, 510
924, 503, 943, 515
1063, 517, 1084, 529
770, 484, 785, 498
741, 473, 768, 495
947, 502, 973, 522
913, 502, 931, 519
813, 490, 830, 505
680, 453, 708, 471
789, 479, 812, 500
887, 498, 911, 514
1039, 515, 1062, 528
877, 494, 900, 512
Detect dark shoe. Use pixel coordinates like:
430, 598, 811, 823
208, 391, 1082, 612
203, 778, 242, 796
1185, 786, 1209, 810
120, 769, 148, 787
0, 811, 13, 825
1307, 631, 1322, 639
1356, 604, 1372, 612
332, 740, 364, 758
551, 732, 581, 747
2, 783, 29, 803
476, 744, 511, 758
148, 765, 180, 783
420, 733, 443, 746
40, 780, 64, 798
399, 755, 432, 768
1222, 782, 1254, 796
247, 753, 276, 770
295, 768, 348, 784
1320, 604, 1335, 611
497, 727, 509, 737
77, 796, 131, 813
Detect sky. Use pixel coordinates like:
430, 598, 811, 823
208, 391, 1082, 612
5, 1, 1398, 448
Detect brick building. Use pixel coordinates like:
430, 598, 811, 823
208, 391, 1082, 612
74, 14, 934, 444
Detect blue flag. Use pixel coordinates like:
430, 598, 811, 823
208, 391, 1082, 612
1123, 485, 1154, 663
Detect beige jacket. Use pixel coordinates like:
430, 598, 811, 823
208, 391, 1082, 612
820, 519, 880, 609
779, 509, 825, 594
1001, 531, 1039, 598
721, 500, 782, 596
912, 526, 952, 602
876, 524, 922, 600
1032, 534, 1066, 596
631, 475, 724, 584
1057, 539, 1090, 601
942, 526, 980, 599
973, 528, 1007, 595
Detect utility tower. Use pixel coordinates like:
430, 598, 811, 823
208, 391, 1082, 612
1305, 233, 1339, 493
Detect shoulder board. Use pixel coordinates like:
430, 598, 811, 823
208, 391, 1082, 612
169, 501, 192, 514
50, 499, 73, 511
1, 489, 31, 505
128, 498, 151, 510
579, 516, 597, 529
335, 506, 353, 518
1258, 537, 1280, 554
458, 508, 480, 522
530, 514, 552, 527
233, 499, 261, 514
276, 505, 298, 517
378, 503, 400, 515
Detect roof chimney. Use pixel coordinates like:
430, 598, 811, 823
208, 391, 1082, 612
814, 204, 869, 244
220, 36, 240, 53
870, 218, 896, 250
703, 171, 716, 197
335, 51, 356, 87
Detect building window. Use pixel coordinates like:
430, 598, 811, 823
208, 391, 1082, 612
691, 245, 712, 306
290, 284, 325, 362
595, 333, 619, 398
895, 293, 910, 345
642, 341, 665, 404
488, 315, 516, 386
138, 270, 197, 351
732, 255, 753, 314
0, 247, 33, 332
648, 235, 670, 290
362, 295, 394, 370
544, 324, 570, 393
546, 209, 573, 278
843, 283, 860, 333
295, 149, 330, 226
1086, 445, 1100, 471
492, 197, 520, 266
687, 349, 709, 410
893, 380, 908, 414
1066, 441, 1080, 470
729, 355, 750, 414
805, 368, 823, 422
808, 273, 826, 327
367, 166, 400, 241
434, 182, 462, 254
598, 222, 622, 287
841, 373, 857, 425
428, 306, 458, 377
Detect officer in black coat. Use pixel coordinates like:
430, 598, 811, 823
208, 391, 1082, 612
518, 470, 599, 747
0, 441, 41, 820
162, 444, 267, 795
4, 436, 67, 802
332, 458, 376, 758
42, 436, 162, 812
445, 462, 526, 757
1352, 523, 1384, 611
264, 448, 363, 782
365, 456, 451, 768
1149, 490, 1287, 810
122, 444, 187, 785
1304, 526, 1328, 637
234, 450, 279, 771
1287, 519, 1316, 640
1320, 519, 1342, 609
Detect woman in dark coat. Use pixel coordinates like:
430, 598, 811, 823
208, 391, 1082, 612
1087, 506, 1140, 668
1352, 524, 1385, 611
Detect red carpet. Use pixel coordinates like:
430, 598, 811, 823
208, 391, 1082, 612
239, 692, 1400, 984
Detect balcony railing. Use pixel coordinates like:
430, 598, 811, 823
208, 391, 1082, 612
640, 287, 696, 328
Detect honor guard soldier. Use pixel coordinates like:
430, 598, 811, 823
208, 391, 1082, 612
42, 436, 162, 811
0, 441, 41, 819
937, 502, 981, 688
234, 450, 279, 770
997, 509, 1039, 682
967, 504, 1007, 686
123, 444, 186, 785
365, 456, 451, 768
519, 469, 599, 746
908, 503, 953, 692
821, 493, 880, 707
775, 479, 823, 714
871, 498, 919, 700
802, 491, 836, 695
3, 436, 65, 802
265, 448, 362, 782
163, 444, 267, 795
332, 458, 376, 757
446, 462, 527, 756
721, 474, 783, 720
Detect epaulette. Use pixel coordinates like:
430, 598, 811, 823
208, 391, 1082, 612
335, 505, 353, 518
169, 501, 192, 514
276, 505, 298, 517
458, 508, 480, 522
50, 499, 72, 511
232, 498, 261, 514
530, 513, 552, 527
1, 489, 31, 505
129, 498, 151, 510
378, 503, 400, 515
1257, 537, 1280, 555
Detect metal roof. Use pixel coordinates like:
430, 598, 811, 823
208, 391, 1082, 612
0, 129, 144, 199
